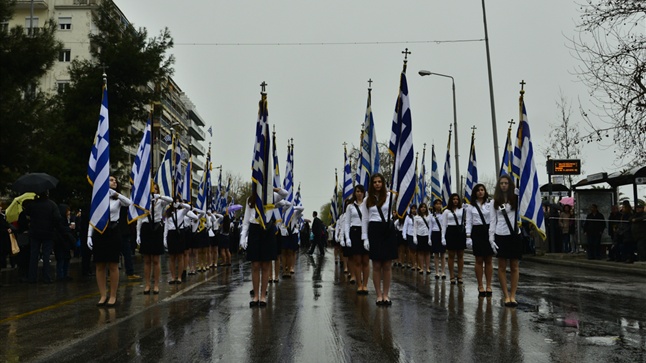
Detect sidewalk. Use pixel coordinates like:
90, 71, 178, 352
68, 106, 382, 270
524, 252, 646, 277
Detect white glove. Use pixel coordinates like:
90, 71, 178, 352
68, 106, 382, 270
346, 238, 351, 248
339, 239, 345, 248
428, 238, 433, 247
466, 238, 473, 249
441, 238, 446, 247
87, 237, 93, 250
363, 239, 370, 251
240, 237, 248, 250
413, 237, 418, 245
163, 238, 168, 249
490, 241, 499, 254
136, 236, 141, 246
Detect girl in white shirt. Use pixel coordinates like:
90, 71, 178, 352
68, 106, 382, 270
163, 198, 197, 284
345, 184, 369, 294
402, 205, 417, 270
360, 173, 398, 306
441, 193, 472, 285
413, 203, 432, 274
466, 183, 494, 297
430, 199, 446, 279
489, 175, 521, 307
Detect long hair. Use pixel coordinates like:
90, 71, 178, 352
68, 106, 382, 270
222, 214, 231, 233
351, 184, 366, 204
469, 183, 489, 205
418, 202, 429, 217
408, 204, 417, 219
432, 198, 443, 215
446, 193, 462, 212
493, 175, 517, 209
366, 173, 387, 208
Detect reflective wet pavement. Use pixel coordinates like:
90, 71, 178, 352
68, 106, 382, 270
1, 250, 645, 362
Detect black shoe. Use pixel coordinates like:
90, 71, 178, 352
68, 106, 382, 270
249, 300, 259, 307
106, 300, 118, 307
376, 300, 384, 306
143, 289, 151, 295
478, 290, 486, 297
485, 290, 493, 297
384, 299, 392, 306
259, 301, 267, 307
96, 299, 107, 306
250, 289, 255, 296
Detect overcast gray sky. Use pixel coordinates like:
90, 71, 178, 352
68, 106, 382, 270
113, 0, 635, 212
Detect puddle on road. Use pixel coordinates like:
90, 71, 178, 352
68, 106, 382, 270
584, 336, 619, 346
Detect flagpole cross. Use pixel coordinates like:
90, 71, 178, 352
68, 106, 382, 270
260, 81, 268, 94
368, 78, 373, 90
508, 118, 516, 130
520, 80, 526, 95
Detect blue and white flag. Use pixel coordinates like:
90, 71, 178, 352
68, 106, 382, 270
196, 150, 211, 212
128, 117, 152, 223
343, 145, 353, 202
271, 129, 283, 222
155, 140, 174, 197
330, 173, 339, 224
441, 131, 452, 208
499, 125, 514, 177
464, 130, 478, 204
512, 91, 546, 238
390, 70, 415, 218
283, 143, 296, 226
430, 144, 441, 203
358, 89, 380, 190
207, 126, 213, 137
251, 92, 272, 229
87, 85, 111, 233
417, 146, 427, 206
179, 155, 192, 203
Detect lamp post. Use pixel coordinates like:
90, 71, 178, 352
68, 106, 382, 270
481, 0, 500, 173
418, 70, 461, 196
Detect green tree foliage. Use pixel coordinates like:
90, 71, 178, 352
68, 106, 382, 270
0, 0, 62, 190
46, 1, 174, 205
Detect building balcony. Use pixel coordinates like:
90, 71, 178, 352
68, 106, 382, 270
190, 141, 205, 156
188, 120, 205, 141
15, 0, 49, 9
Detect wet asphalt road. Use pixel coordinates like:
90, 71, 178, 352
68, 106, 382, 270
1, 249, 645, 362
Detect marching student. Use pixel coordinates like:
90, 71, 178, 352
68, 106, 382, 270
430, 199, 446, 279
360, 173, 398, 306
164, 198, 196, 284
489, 175, 521, 307
467, 184, 494, 297
442, 193, 471, 285
345, 184, 369, 294
402, 205, 417, 270
413, 202, 432, 274
87, 176, 132, 307
136, 184, 172, 294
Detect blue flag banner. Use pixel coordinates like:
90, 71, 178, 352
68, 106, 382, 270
155, 135, 175, 197
441, 131, 452, 208
418, 146, 427, 206
197, 149, 211, 212
359, 89, 380, 190
431, 144, 441, 203
500, 126, 514, 177
179, 155, 192, 203
391, 71, 416, 218
284, 143, 297, 226
271, 130, 283, 222
512, 90, 546, 239
88, 85, 111, 233
330, 173, 339, 224
464, 130, 478, 204
128, 117, 152, 223
251, 91, 272, 229
343, 145, 353, 202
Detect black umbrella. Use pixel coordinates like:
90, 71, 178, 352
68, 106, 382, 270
12, 173, 59, 194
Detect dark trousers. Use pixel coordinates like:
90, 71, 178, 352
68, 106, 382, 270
29, 238, 53, 282
56, 258, 70, 279
121, 234, 134, 276
81, 237, 92, 275
586, 233, 602, 260
308, 237, 325, 255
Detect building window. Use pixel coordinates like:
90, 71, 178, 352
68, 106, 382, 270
58, 17, 72, 30
59, 49, 71, 62
57, 82, 70, 94
25, 17, 39, 35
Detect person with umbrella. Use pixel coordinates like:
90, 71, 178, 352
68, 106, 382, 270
23, 190, 62, 284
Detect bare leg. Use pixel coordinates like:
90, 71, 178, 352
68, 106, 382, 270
152, 255, 160, 291
251, 262, 260, 301
475, 256, 484, 291
484, 255, 493, 292
143, 255, 152, 291
372, 260, 383, 301
447, 250, 456, 280
108, 262, 119, 304
440, 252, 446, 275
382, 261, 392, 301
260, 262, 271, 302
498, 258, 510, 303
177, 254, 184, 282
362, 255, 370, 290
168, 255, 176, 281
457, 250, 464, 280
96, 262, 107, 304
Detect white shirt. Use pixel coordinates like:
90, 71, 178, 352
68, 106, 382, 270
413, 214, 431, 236
344, 201, 363, 242
240, 190, 288, 243
489, 202, 519, 241
335, 214, 345, 242
87, 190, 132, 238
441, 206, 472, 242
430, 212, 443, 232
402, 216, 415, 237
466, 200, 492, 234
360, 191, 392, 241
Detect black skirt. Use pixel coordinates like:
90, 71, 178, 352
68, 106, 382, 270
246, 223, 277, 262
194, 230, 210, 249
368, 221, 398, 261
407, 235, 417, 251
495, 234, 523, 260
430, 231, 445, 254
139, 222, 164, 255
416, 235, 431, 252
210, 234, 218, 247
93, 223, 120, 263
445, 225, 466, 251
471, 224, 494, 257
219, 234, 230, 249
349, 226, 368, 256
167, 229, 185, 255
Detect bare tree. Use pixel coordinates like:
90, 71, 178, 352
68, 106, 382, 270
571, 0, 646, 165
543, 92, 583, 189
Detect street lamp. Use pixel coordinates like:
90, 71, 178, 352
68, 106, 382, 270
418, 70, 461, 196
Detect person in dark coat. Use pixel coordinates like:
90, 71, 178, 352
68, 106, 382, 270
54, 204, 76, 281
23, 191, 62, 283
308, 211, 325, 256
631, 203, 646, 262
583, 204, 606, 260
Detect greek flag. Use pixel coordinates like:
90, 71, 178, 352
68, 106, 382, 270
179, 155, 192, 203
251, 92, 272, 229
283, 143, 296, 225
358, 89, 380, 190
441, 132, 452, 207
343, 145, 353, 202
128, 117, 152, 223
499, 125, 514, 177
218, 178, 231, 213
431, 144, 441, 203
390, 71, 415, 218
512, 92, 546, 238
196, 150, 211, 211
173, 137, 182, 198
330, 174, 339, 224
464, 130, 478, 204
87, 85, 111, 233
413, 155, 420, 205
154, 133, 179, 197
271, 130, 283, 221
417, 147, 427, 206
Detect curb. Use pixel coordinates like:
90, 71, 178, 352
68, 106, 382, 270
523, 255, 646, 277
